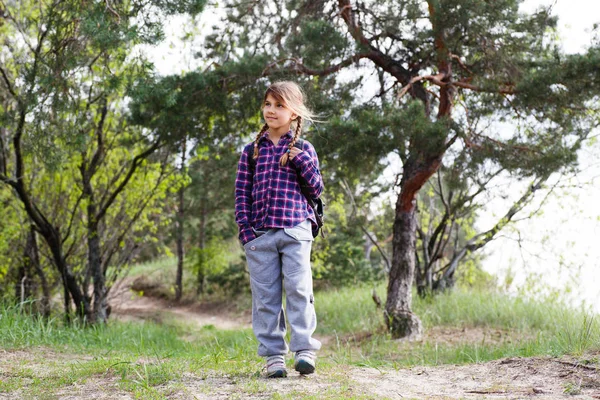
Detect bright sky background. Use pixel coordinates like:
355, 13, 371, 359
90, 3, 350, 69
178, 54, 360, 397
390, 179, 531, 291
143, 0, 600, 312
480, 0, 600, 313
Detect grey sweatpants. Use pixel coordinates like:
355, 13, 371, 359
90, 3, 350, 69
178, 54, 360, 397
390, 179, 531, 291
243, 219, 321, 357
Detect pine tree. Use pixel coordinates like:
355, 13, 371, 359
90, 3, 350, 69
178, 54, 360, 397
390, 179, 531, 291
207, 0, 600, 338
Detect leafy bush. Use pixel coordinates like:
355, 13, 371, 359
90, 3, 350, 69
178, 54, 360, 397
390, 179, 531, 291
188, 238, 250, 295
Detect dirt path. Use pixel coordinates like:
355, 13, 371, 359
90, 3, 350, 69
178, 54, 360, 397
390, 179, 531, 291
160, 355, 599, 399
108, 278, 252, 330
1, 348, 598, 399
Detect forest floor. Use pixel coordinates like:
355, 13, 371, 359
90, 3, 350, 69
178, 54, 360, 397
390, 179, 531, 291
1, 279, 599, 399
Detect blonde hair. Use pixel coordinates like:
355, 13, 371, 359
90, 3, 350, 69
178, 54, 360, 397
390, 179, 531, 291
253, 81, 317, 166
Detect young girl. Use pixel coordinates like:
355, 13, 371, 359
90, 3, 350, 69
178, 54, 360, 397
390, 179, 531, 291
235, 81, 323, 378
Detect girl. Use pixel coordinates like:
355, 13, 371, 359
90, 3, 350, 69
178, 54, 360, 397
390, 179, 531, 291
235, 81, 323, 378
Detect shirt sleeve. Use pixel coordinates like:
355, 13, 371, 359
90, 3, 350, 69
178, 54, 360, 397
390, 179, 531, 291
235, 145, 255, 245
289, 140, 324, 199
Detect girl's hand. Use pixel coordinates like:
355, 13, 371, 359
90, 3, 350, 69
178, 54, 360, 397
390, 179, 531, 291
288, 147, 302, 160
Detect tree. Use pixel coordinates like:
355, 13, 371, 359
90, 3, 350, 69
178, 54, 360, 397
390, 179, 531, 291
208, 0, 600, 338
126, 59, 283, 296
0, 0, 205, 321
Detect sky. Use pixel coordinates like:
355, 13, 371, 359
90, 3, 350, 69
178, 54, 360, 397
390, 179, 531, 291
143, 0, 600, 312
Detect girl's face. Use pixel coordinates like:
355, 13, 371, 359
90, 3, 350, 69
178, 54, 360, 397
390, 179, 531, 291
263, 93, 297, 135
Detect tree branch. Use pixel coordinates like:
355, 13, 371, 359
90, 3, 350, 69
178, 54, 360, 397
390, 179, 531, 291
89, 101, 108, 176
261, 54, 369, 77
440, 174, 551, 280
102, 151, 172, 277
341, 178, 391, 271
61, 192, 85, 246
0, 129, 8, 177
0, 65, 19, 101
104, 0, 121, 23
454, 80, 515, 95
96, 140, 162, 222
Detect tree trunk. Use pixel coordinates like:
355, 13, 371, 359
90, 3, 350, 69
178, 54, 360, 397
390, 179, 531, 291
5, 142, 89, 319
196, 200, 207, 296
385, 193, 423, 339
28, 226, 51, 318
44, 228, 90, 321
89, 220, 108, 323
385, 157, 442, 339
82, 169, 109, 323
16, 228, 34, 304
175, 139, 187, 302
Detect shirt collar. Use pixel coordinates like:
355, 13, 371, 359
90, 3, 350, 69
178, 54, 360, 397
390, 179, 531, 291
259, 130, 293, 144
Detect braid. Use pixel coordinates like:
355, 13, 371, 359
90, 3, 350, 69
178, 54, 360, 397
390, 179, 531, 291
279, 116, 303, 167
253, 123, 269, 159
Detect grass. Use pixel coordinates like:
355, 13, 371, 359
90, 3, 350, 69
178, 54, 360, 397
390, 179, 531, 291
1, 276, 599, 398
0, 301, 262, 398
316, 283, 600, 366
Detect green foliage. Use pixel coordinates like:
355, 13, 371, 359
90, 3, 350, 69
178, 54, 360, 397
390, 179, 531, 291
285, 20, 349, 70
454, 255, 495, 290
186, 235, 249, 296
189, 238, 231, 280
0, 189, 24, 290
149, 0, 207, 16
311, 193, 386, 287
0, 0, 207, 312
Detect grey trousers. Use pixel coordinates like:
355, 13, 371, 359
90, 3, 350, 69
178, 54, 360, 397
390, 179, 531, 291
244, 219, 321, 357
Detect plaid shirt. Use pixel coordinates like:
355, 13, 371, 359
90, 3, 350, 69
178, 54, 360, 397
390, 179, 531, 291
235, 131, 324, 245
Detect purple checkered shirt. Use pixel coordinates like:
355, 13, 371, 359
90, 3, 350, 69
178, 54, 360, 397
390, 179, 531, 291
235, 131, 324, 245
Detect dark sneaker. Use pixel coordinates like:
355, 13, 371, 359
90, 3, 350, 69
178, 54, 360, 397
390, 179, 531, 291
294, 350, 316, 375
266, 355, 287, 378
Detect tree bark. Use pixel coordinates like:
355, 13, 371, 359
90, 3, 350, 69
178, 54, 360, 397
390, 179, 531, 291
28, 226, 51, 318
175, 139, 187, 302
196, 199, 207, 295
16, 228, 34, 303
89, 218, 108, 323
385, 155, 442, 339
386, 201, 423, 339
45, 227, 90, 320
80, 115, 109, 323
385, 188, 423, 339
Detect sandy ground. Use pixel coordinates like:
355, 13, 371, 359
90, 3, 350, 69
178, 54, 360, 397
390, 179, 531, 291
1, 281, 599, 399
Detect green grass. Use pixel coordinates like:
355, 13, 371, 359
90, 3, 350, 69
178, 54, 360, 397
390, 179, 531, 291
0, 301, 262, 398
126, 257, 177, 279
1, 283, 599, 398
315, 283, 600, 367
316, 282, 599, 336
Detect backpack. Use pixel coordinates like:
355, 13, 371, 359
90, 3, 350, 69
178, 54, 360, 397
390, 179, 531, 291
246, 139, 325, 238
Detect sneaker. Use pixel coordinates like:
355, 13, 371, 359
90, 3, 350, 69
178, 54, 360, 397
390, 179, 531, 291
266, 355, 287, 378
294, 350, 316, 375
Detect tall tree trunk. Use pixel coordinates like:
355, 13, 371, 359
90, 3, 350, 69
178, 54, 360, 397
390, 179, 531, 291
385, 2, 455, 337
385, 156, 442, 339
385, 191, 423, 339
89, 220, 108, 323
82, 171, 108, 323
196, 200, 207, 295
175, 139, 187, 302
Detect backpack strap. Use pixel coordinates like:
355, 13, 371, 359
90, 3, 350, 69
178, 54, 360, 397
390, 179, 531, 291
246, 144, 256, 174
